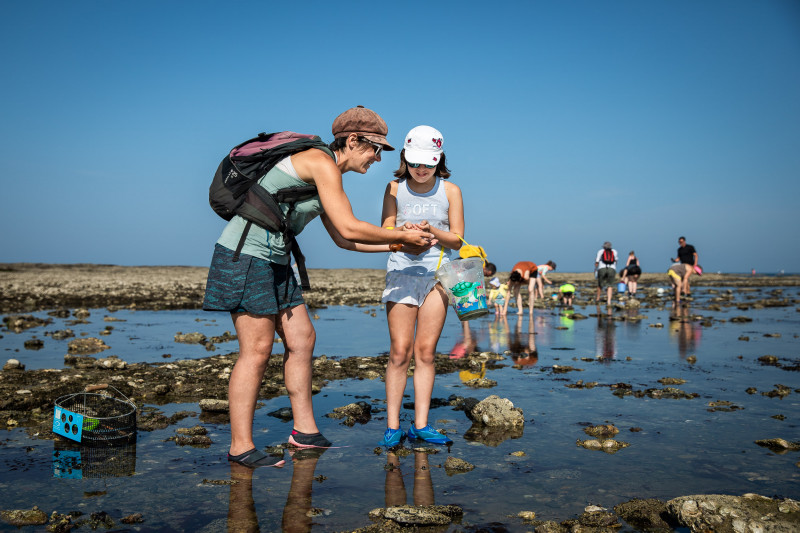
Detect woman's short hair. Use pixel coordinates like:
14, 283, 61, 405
328, 136, 347, 152
393, 149, 451, 180
510, 271, 522, 282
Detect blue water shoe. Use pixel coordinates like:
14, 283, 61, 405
379, 427, 406, 447
407, 424, 453, 445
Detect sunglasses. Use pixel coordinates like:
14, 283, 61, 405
359, 138, 382, 157
408, 162, 436, 169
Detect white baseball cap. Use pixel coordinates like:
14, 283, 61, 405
404, 125, 443, 166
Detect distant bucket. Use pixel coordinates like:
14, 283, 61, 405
617, 282, 627, 293
435, 257, 489, 321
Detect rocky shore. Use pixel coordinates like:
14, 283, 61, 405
2, 263, 798, 313
2, 263, 799, 532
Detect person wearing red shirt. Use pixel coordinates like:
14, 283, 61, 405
503, 261, 538, 316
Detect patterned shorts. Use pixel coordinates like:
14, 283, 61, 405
202, 244, 303, 315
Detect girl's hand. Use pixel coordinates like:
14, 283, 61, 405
399, 229, 436, 255
414, 220, 432, 232
402, 221, 431, 232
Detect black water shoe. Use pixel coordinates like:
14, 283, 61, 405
288, 429, 332, 448
227, 448, 285, 468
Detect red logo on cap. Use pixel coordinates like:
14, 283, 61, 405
433, 138, 442, 148
433, 156, 438, 161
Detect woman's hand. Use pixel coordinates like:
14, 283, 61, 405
396, 226, 436, 255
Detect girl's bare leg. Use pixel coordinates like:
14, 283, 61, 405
411, 286, 448, 429
385, 302, 418, 430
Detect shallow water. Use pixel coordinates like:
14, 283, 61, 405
1, 287, 799, 531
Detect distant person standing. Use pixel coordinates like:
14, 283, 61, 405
672, 237, 698, 296
594, 242, 617, 306
504, 261, 538, 316
619, 251, 641, 296
534, 261, 556, 299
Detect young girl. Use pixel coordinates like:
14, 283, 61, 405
379, 125, 465, 446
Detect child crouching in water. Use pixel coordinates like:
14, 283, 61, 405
379, 125, 464, 446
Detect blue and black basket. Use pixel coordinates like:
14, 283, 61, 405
53, 384, 137, 446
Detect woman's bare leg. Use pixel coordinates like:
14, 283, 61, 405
229, 312, 277, 456
527, 278, 536, 314
277, 305, 319, 435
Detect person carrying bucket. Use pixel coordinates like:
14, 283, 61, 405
378, 125, 464, 447
619, 251, 642, 296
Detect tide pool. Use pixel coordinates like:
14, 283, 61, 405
0, 286, 799, 531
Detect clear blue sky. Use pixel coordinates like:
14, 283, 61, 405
2, 1, 798, 273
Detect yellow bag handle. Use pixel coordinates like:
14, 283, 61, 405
437, 234, 484, 270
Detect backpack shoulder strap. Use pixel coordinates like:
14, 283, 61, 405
273, 184, 319, 203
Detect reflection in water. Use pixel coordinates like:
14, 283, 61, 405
226, 448, 327, 533
282, 448, 327, 533
459, 362, 486, 384
618, 305, 643, 344
670, 303, 701, 359
488, 314, 509, 354
533, 313, 553, 345
509, 315, 538, 366
557, 308, 576, 345
450, 321, 478, 359
595, 306, 616, 361
227, 462, 260, 533
384, 451, 434, 508
464, 423, 524, 446
52, 440, 136, 479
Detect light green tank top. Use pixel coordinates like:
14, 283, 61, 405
216, 152, 328, 264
